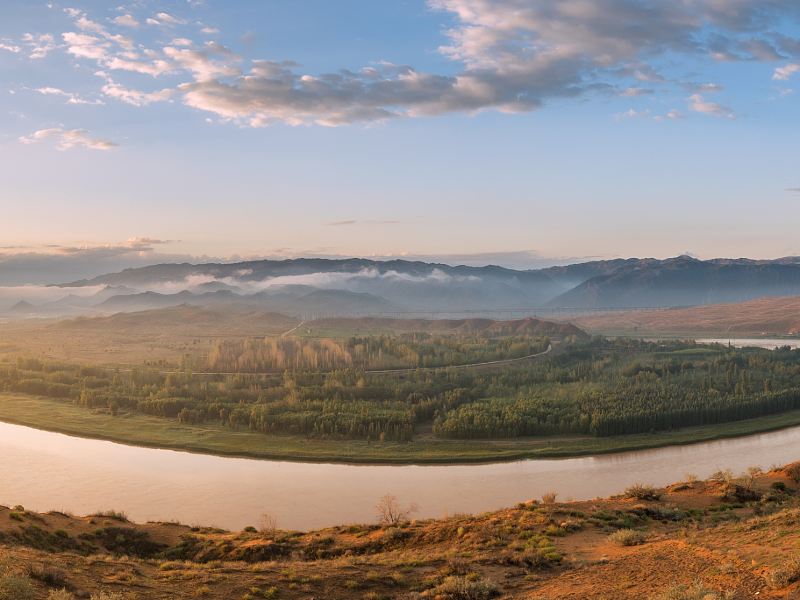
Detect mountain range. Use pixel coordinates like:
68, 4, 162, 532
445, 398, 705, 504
4, 255, 800, 317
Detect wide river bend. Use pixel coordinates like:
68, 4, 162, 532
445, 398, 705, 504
2, 421, 800, 531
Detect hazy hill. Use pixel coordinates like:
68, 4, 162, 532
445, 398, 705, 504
54, 305, 298, 335
4, 255, 800, 317
549, 256, 800, 308
306, 316, 587, 338
571, 295, 800, 336
58, 257, 571, 311
94, 287, 396, 316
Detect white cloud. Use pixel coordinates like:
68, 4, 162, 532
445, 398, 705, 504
688, 94, 735, 118
101, 80, 174, 106
173, 0, 800, 127
0, 40, 21, 53
113, 14, 140, 28
200, 26, 219, 35
35, 86, 103, 105
163, 44, 239, 81
105, 56, 173, 76
149, 12, 187, 26
26, 1, 800, 127
19, 128, 117, 151
22, 33, 56, 59
654, 109, 684, 121
773, 63, 800, 80
63, 31, 109, 59
76, 15, 107, 35
615, 108, 650, 120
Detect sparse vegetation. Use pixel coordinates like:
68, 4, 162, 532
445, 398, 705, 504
624, 484, 660, 501
431, 576, 499, 600
1, 465, 800, 598
767, 555, 800, 588
608, 528, 647, 546
649, 583, 727, 600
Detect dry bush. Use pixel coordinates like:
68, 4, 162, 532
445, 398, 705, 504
91, 510, 128, 522
607, 528, 647, 546
432, 576, 499, 600
541, 491, 558, 505
709, 469, 734, 484
785, 463, 800, 483
376, 495, 418, 526
741, 466, 763, 490
0, 557, 35, 600
0, 575, 35, 600
258, 513, 278, 536
649, 582, 728, 600
90, 593, 126, 600
767, 555, 800, 589
47, 591, 75, 600
624, 483, 661, 501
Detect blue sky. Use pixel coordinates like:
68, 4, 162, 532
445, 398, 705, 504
1, 0, 799, 270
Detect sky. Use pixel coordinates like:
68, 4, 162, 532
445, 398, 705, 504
1, 0, 799, 277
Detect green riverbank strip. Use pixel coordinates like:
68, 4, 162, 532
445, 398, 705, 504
2, 393, 800, 464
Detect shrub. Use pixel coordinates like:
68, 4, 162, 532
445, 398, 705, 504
91, 510, 128, 522
89, 593, 125, 600
624, 484, 660, 501
767, 555, 800, 589
258, 513, 278, 536
649, 583, 725, 600
0, 574, 35, 600
432, 576, 499, 600
48, 591, 75, 600
786, 463, 800, 483
709, 469, 734, 484
772, 481, 787, 492
28, 565, 68, 588
608, 528, 647, 546
540, 492, 557, 505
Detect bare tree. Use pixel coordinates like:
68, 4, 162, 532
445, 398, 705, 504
742, 466, 763, 490
376, 494, 418, 526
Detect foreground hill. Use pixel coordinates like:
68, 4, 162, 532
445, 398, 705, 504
571, 295, 800, 336
3, 465, 800, 598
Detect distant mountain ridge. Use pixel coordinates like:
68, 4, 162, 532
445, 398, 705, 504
549, 255, 800, 308
6, 255, 800, 317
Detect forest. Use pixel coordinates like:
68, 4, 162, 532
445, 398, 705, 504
2, 337, 800, 443
206, 333, 549, 371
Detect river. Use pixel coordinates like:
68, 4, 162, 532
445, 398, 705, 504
2, 421, 800, 531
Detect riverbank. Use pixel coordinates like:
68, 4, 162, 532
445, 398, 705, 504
4, 393, 800, 464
